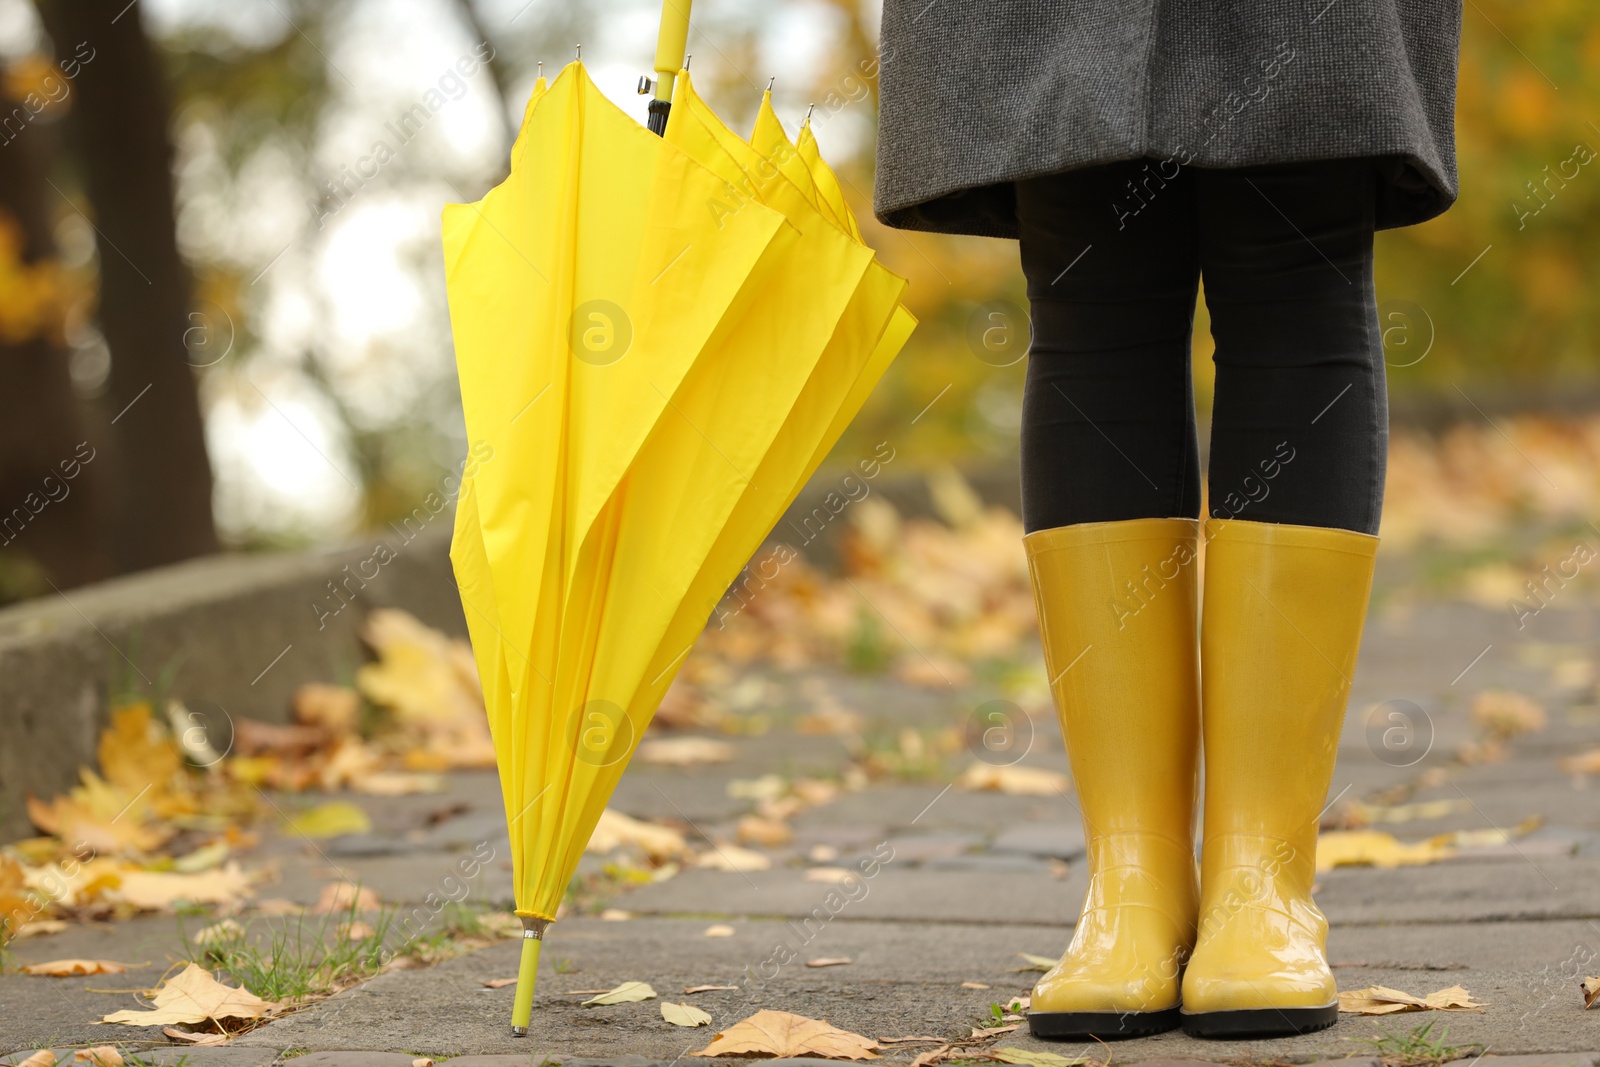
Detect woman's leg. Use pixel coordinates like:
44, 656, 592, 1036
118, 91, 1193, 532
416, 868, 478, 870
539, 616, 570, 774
1016, 161, 1203, 1040
1181, 159, 1384, 1038
1197, 158, 1387, 533
1018, 160, 1202, 531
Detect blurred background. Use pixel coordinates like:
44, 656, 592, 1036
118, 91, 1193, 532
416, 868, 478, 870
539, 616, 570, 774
0, 0, 1597, 602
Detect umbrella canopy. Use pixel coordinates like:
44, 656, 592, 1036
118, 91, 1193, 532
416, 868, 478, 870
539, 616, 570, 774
442, 51, 914, 1035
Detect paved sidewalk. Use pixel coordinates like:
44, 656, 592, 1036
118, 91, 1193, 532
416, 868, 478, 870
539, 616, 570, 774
6, 585, 1600, 1062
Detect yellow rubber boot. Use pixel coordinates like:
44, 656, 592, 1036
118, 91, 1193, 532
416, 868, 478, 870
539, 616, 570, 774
1180, 519, 1379, 1038
1024, 518, 1201, 1040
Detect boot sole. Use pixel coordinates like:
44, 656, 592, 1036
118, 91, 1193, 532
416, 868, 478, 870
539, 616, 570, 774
1029, 1006, 1181, 1039
1179, 1002, 1339, 1037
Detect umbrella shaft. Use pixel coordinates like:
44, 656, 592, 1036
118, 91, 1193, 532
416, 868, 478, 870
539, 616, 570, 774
510, 935, 542, 1035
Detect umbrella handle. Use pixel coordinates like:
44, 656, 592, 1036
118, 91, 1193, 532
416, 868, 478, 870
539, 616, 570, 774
647, 0, 693, 134
510, 922, 545, 1036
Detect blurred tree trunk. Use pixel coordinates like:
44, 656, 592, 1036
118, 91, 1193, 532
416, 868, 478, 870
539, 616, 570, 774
35, 0, 219, 571
0, 79, 112, 591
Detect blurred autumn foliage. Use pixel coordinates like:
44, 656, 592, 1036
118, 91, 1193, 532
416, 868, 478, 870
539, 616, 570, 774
0, 0, 1595, 597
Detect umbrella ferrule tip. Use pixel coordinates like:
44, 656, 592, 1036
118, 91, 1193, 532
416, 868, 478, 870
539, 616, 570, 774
511, 1026, 528, 1038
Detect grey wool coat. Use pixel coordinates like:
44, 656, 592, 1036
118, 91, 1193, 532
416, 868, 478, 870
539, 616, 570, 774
873, 0, 1462, 237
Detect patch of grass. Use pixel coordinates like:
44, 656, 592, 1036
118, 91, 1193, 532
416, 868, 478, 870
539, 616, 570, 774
1355, 1019, 1483, 1067
180, 893, 394, 1003
552, 956, 577, 974
844, 608, 893, 673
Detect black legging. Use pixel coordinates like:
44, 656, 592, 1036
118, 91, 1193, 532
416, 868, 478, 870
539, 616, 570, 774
1016, 157, 1386, 536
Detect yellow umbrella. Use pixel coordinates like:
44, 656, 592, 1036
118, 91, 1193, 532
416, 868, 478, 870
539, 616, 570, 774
442, 3, 914, 1037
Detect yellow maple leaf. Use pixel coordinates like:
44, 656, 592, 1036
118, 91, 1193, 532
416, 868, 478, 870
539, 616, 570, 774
98, 703, 183, 799
100, 962, 279, 1026
692, 1009, 878, 1059
1315, 830, 1454, 872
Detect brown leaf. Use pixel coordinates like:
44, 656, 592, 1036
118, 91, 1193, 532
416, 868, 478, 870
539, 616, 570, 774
909, 1047, 951, 1067
161, 1027, 229, 1046
22, 959, 130, 977
692, 1009, 879, 1059
74, 1047, 123, 1067
293, 684, 362, 735
959, 982, 990, 990
1338, 984, 1488, 1015
969, 1024, 1019, 1038
736, 815, 794, 847
100, 962, 279, 1026
482, 978, 518, 989
1582, 975, 1600, 1009
806, 957, 851, 968
956, 763, 1069, 797
312, 882, 380, 914
118, 864, 254, 911
636, 737, 736, 766
684, 985, 739, 994
17, 1052, 55, 1067
1560, 748, 1600, 775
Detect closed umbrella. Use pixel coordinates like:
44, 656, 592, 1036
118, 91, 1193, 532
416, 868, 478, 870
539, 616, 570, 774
442, 0, 914, 1036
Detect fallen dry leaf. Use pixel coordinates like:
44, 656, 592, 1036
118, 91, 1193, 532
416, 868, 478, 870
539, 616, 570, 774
969, 1024, 1020, 1038
21, 959, 130, 977
960, 981, 990, 990
483, 977, 518, 989
695, 845, 772, 872
582, 981, 657, 1006
662, 1001, 714, 1027
252, 898, 303, 916
692, 1009, 879, 1059
1338, 984, 1488, 1015
803, 867, 858, 884
100, 962, 279, 1026
1559, 748, 1600, 775
1015, 952, 1057, 971
312, 882, 380, 914
1583, 975, 1600, 1009
194, 919, 245, 946
412, 1059, 433, 1067
351, 772, 444, 797
637, 737, 737, 766
74, 1047, 122, 1067
1316, 831, 1455, 871
118, 864, 254, 911
13, 919, 69, 939
807, 957, 851, 968
909, 1046, 951, 1067
736, 815, 794, 847
587, 808, 688, 859
599, 908, 634, 922
284, 801, 372, 839
877, 1036, 945, 1043
1472, 690, 1547, 739
956, 763, 1069, 797
161, 1027, 229, 1046
989, 1049, 1092, 1067
703, 924, 735, 938
293, 683, 362, 735
685, 985, 739, 993
16, 1052, 55, 1067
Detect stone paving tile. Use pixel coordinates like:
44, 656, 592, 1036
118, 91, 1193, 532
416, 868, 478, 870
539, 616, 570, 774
287, 1054, 421, 1067
989, 821, 1086, 859
0, 1053, 281, 1067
